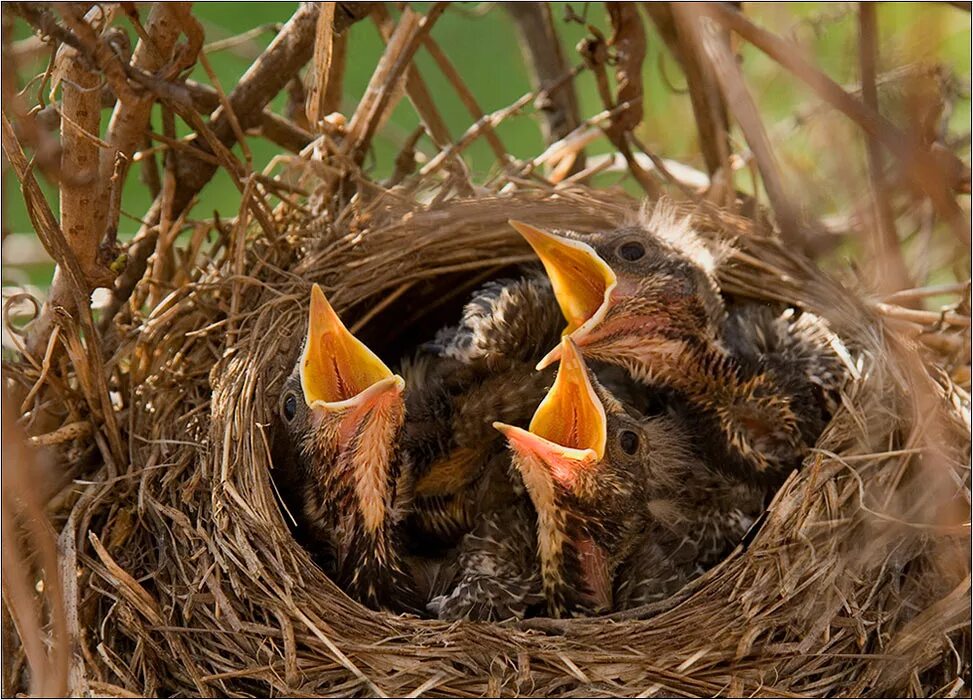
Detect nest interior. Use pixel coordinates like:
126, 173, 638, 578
3, 3, 971, 698
7, 186, 963, 697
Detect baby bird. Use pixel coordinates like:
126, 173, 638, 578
403, 275, 649, 549
496, 337, 761, 617
274, 285, 416, 611
400, 275, 563, 548
511, 205, 845, 486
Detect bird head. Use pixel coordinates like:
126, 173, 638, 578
494, 337, 665, 617
278, 284, 407, 601
509, 215, 726, 377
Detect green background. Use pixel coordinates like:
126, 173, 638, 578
3, 3, 970, 288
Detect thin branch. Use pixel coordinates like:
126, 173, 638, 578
644, 2, 731, 179
344, 4, 448, 163
101, 2, 361, 326
25, 7, 115, 357
306, 2, 337, 128
420, 33, 511, 168
858, 3, 912, 296
506, 3, 584, 171
184, 79, 313, 153
681, 6, 815, 253
703, 2, 971, 247
372, 6, 453, 151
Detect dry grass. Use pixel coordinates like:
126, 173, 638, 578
2, 3, 970, 697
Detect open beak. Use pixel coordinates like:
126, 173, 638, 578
509, 221, 617, 365
494, 337, 606, 490
300, 284, 405, 411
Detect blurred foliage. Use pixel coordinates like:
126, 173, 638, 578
2, 2, 970, 289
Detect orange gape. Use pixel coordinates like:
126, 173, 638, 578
301, 284, 401, 406
509, 221, 616, 337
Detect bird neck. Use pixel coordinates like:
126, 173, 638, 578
306, 401, 411, 607
536, 510, 613, 617
335, 517, 411, 610
648, 340, 803, 475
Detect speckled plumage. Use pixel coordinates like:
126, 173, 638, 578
518, 204, 848, 485
274, 357, 419, 612
435, 339, 764, 620
427, 275, 565, 369
402, 274, 659, 550
402, 274, 592, 549
427, 499, 543, 621
272, 286, 419, 612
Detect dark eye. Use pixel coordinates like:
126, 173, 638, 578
617, 241, 645, 262
281, 393, 298, 422
619, 430, 639, 455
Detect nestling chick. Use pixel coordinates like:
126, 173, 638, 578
511, 205, 845, 485
495, 337, 760, 617
274, 285, 416, 611
400, 275, 563, 548
402, 274, 650, 550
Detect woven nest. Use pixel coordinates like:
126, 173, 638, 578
11, 182, 966, 697
3, 4, 971, 697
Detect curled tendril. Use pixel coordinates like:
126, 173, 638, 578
4, 292, 41, 339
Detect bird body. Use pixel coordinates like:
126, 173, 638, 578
400, 273, 575, 551
401, 274, 654, 549
272, 200, 843, 618
274, 285, 418, 611
489, 337, 762, 618
511, 204, 846, 486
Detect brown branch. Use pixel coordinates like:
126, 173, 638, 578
607, 3, 646, 137
372, 6, 453, 150
101, 2, 368, 327
858, 3, 912, 296
7, 3, 87, 58
20, 3, 194, 357
681, 6, 814, 253
25, 9, 113, 358
420, 33, 511, 167
506, 3, 583, 169
1, 391, 69, 697
102, 2, 192, 165
644, 2, 731, 179
575, 11, 658, 198
703, 2, 971, 247
257, 111, 315, 154
344, 4, 448, 163
306, 2, 337, 128
312, 3, 376, 119
57, 5, 134, 104
323, 31, 348, 117
55, 35, 109, 286
98, 2, 193, 240
2, 113, 126, 469
169, 2, 321, 210
183, 79, 313, 153
1, 114, 87, 314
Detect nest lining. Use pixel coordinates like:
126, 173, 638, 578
27, 186, 972, 697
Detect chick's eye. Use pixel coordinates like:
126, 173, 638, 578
619, 429, 639, 455
617, 241, 645, 262
281, 393, 298, 422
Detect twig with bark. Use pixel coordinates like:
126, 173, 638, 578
858, 3, 912, 295
702, 2, 971, 247
507, 3, 584, 173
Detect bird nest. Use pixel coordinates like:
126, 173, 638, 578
7, 181, 968, 697
3, 4, 971, 697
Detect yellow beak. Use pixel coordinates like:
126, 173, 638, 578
494, 337, 606, 489
509, 220, 616, 358
300, 284, 405, 410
